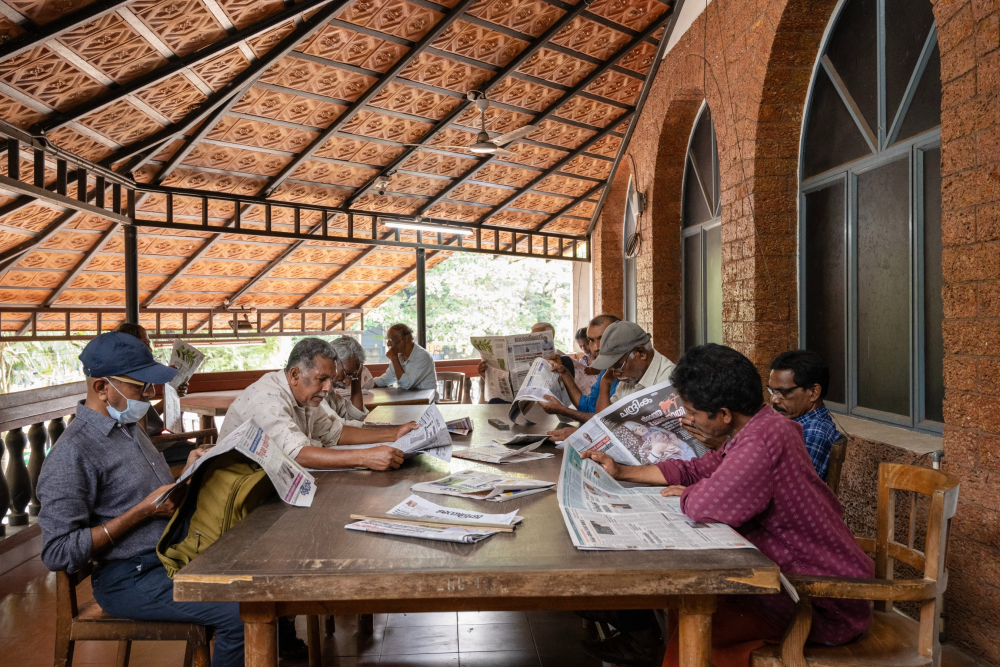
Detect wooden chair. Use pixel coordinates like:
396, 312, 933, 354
826, 434, 848, 496
751, 462, 960, 667
56, 563, 211, 667
150, 427, 217, 448
436, 372, 465, 403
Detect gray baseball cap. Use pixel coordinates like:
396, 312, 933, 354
590, 321, 652, 370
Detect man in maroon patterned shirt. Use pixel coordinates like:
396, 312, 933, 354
583, 344, 873, 663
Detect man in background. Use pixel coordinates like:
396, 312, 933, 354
373, 323, 438, 390
537, 314, 620, 424
326, 336, 370, 427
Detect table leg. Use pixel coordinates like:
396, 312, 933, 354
677, 594, 716, 667
359, 613, 374, 635
307, 615, 321, 667
240, 602, 277, 667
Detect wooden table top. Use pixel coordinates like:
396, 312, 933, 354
174, 404, 779, 607
179, 386, 438, 416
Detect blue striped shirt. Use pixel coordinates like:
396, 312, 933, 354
577, 369, 618, 413
793, 404, 841, 481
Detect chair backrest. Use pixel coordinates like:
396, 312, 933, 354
436, 372, 465, 403
826, 434, 848, 495
57, 561, 94, 624
874, 462, 960, 660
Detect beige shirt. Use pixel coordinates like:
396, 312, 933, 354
611, 350, 677, 404
218, 371, 344, 461
322, 390, 368, 427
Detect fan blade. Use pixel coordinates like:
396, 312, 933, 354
494, 147, 516, 158
491, 124, 537, 146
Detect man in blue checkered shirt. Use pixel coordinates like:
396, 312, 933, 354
768, 350, 842, 481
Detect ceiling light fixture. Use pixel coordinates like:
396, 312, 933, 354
382, 221, 474, 236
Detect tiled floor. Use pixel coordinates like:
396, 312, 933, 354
0, 555, 606, 666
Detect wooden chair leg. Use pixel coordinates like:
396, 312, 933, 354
182, 643, 194, 667
191, 642, 211, 667
325, 615, 335, 636
53, 636, 74, 667
307, 615, 321, 667
114, 641, 131, 667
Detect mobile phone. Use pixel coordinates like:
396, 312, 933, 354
488, 418, 511, 430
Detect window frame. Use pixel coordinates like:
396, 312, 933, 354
797, 0, 942, 433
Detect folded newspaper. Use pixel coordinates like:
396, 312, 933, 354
508, 356, 572, 423
563, 381, 706, 465
446, 417, 474, 435
557, 446, 754, 550
471, 332, 554, 402
163, 339, 206, 433
453, 439, 554, 464
412, 469, 554, 502
345, 494, 523, 544
158, 419, 316, 507
338, 404, 453, 463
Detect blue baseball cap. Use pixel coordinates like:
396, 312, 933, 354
79, 332, 178, 384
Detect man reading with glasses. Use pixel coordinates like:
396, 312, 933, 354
325, 335, 372, 426
37, 332, 246, 667
767, 349, 841, 481
373, 323, 438, 390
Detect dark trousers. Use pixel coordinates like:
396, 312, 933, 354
92, 551, 245, 667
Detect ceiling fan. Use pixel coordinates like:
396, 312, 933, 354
409, 90, 537, 158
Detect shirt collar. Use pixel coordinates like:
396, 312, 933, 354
794, 404, 830, 425
74, 399, 120, 436
636, 350, 665, 389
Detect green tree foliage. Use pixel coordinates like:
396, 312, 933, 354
0, 340, 87, 393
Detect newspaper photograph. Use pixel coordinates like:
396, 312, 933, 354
508, 356, 571, 423
338, 404, 452, 462
471, 332, 554, 402
412, 469, 554, 502
563, 381, 706, 466
453, 440, 554, 464
163, 419, 316, 507
556, 446, 754, 551
168, 339, 205, 389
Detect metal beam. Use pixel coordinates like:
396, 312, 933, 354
415, 247, 426, 346
97, 0, 352, 169
534, 182, 604, 231
36, 0, 341, 134
344, 0, 595, 208
0, 174, 130, 224
416, 8, 674, 216
0, 0, 132, 63
262, 0, 483, 198
587, 0, 685, 236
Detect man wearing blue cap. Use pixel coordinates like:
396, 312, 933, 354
37, 332, 245, 667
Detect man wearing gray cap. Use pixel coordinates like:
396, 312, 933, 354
37, 332, 245, 666
590, 320, 677, 413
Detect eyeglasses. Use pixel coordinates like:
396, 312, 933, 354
336, 360, 361, 380
109, 375, 154, 394
766, 385, 801, 398
611, 351, 633, 372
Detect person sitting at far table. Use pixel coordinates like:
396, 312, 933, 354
325, 335, 371, 426
582, 343, 874, 667
374, 323, 438, 390
767, 349, 842, 481
219, 338, 417, 471
37, 333, 244, 667
537, 314, 620, 424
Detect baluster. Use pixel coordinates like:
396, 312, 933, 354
0, 433, 9, 535
27, 422, 46, 517
47, 415, 65, 452
5, 427, 30, 526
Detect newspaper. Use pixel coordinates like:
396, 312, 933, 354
563, 381, 705, 466
508, 356, 571, 423
453, 440, 554, 464
412, 469, 554, 502
557, 446, 755, 550
159, 419, 316, 507
345, 494, 522, 544
388, 494, 523, 524
163, 383, 183, 433
168, 339, 205, 389
337, 404, 452, 463
346, 519, 497, 543
471, 332, 554, 402
446, 417, 473, 435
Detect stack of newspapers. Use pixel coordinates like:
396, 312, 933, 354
412, 470, 555, 502
345, 495, 523, 543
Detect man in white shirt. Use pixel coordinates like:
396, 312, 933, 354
374, 323, 437, 390
325, 336, 370, 427
219, 338, 416, 470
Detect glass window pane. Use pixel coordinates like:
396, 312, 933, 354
802, 68, 873, 178
804, 182, 847, 405
690, 108, 716, 209
856, 158, 911, 417
825, 0, 878, 134
705, 226, 723, 344
684, 233, 704, 349
896, 44, 942, 143
885, 0, 935, 128
683, 156, 713, 227
923, 147, 944, 422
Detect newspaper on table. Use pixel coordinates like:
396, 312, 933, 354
563, 380, 706, 466
557, 446, 755, 551
157, 419, 316, 507
446, 417, 474, 435
508, 356, 572, 423
453, 439, 554, 464
162, 339, 206, 433
470, 332, 554, 402
345, 494, 523, 543
412, 469, 554, 502
337, 404, 452, 463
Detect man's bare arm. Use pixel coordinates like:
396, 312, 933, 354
294, 445, 403, 471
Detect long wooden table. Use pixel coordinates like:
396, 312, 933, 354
179, 386, 437, 420
174, 405, 780, 667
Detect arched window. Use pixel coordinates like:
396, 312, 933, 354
682, 103, 722, 350
623, 176, 639, 322
800, 0, 942, 429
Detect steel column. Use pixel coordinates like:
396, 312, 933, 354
123, 225, 139, 324
416, 247, 426, 348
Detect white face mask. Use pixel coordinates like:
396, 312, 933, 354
105, 379, 151, 425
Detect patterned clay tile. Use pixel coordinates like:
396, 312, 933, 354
260, 55, 377, 103
385, 172, 447, 196
432, 20, 528, 67
517, 47, 595, 87
400, 149, 477, 177
234, 86, 346, 129
448, 181, 509, 205
298, 24, 409, 74
551, 17, 630, 60
207, 115, 320, 153
535, 173, 597, 197
0, 46, 105, 111
527, 119, 595, 149
129, 0, 228, 57
617, 40, 656, 75
340, 109, 432, 143
585, 70, 643, 105
134, 74, 207, 122
554, 96, 627, 128
182, 143, 292, 177
487, 76, 562, 112
473, 162, 537, 187
587, 0, 668, 31
217, 0, 286, 29
398, 52, 492, 94
560, 154, 612, 180
368, 81, 462, 121
5, 0, 93, 25
247, 21, 297, 57
0, 92, 46, 129
290, 160, 380, 188
313, 135, 406, 165
190, 47, 250, 91
340, 0, 444, 42
79, 99, 164, 145
58, 13, 167, 85
468, 0, 563, 37
46, 126, 115, 161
